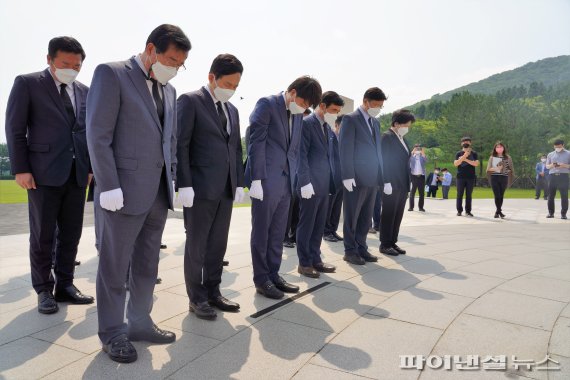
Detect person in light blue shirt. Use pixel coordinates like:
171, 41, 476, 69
441, 168, 452, 199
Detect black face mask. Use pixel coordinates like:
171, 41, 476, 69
462, 143, 470, 148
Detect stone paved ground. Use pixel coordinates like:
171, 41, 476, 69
0, 197, 569, 379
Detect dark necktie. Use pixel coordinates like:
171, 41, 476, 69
323, 123, 329, 146
150, 78, 164, 125
368, 118, 376, 141
286, 110, 292, 143
216, 101, 229, 139
60, 84, 75, 124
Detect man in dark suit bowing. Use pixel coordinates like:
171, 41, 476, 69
177, 54, 245, 320
379, 109, 415, 256
5, 36, 94, 315
296, 91, 344, 278
339, 87, 386, 265
245, 76, 322, 299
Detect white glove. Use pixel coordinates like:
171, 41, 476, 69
249, 180, 264, 201
234, 187, 245, 203
178, 187, 195, 208
301, 183, 315, 199
343, 178, 356, 192
384, 183, 393, 195
100, 188, 124, 211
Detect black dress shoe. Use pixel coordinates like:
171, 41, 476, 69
499, 212, 506, 219
208, 295, 240, 312
74, 260, 81, 266
546, 214, 554, 218
314, 262, 336, 273
343, 254, 365, 265
298, 265, 320, 278
368, 228, 377, 234
102, 336, 137, 363
155, 277, 162, 284
360, 251, 379, 262
466, 212, 474, 217
393, 244, 407, 255
128, 324, 176, 344
54, 285, 94, 304
189, 301, 217, 320
160, 243, 167, 249
457, 212, 462, 216
380, 246, 400, 256
38, 290, 58, 314
256, 281, 284, 299
332, 232, 343, 241
274, 276, 299, 293
283, 240, 296, 248
419, 208, 426, 212
408, 208, 413, 211
494, 212, 500, 218
562, 215, 568, 220
323, 233, 338, 242
222, 260, 229, 266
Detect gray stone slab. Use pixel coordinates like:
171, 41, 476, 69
417, 270, 505, 298
387, 257, 471, 277
498, 253, 570, 269
335, 267, 429, 297
464, 289, 566, 331
31, 311, 100, 354
549, 317, 570, 357
0, 337, 86, 379
496, 275, 570, 302
531, 264, 570, 282
433, 249, 504, 264
170, 317, 333, 380
547, 354, 570, 380
369, 287, 473, 330
292, 364, 372, 379
457, 259, 539, 280
43, 327, 219, 380
311, 315, 442, 379
272, 283, 386, 332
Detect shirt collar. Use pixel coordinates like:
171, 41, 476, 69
314, 111, 325, 126
358, 106, 370, 121
204, 85, 218, 105
282, 92, 290, 111
134, 54, 150, 79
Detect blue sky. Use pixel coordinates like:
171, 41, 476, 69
1, 0, 569, 141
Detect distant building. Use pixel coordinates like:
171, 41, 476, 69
339, 95, 354, 114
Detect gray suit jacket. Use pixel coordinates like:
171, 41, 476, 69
86, 57, 177, 215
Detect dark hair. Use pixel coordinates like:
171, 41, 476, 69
147, 24, 191, 53
414, 143, 421, 148
321, 91, 345, 108
48, 36, 86, 62
435, 167, 441, 171
287, 76, 322, 108
391, 109, 416, 126
461, 136, 472, 142
442, 168, 448, 172
335, 115, 344, 126
363, 87, 387, 102
491, 141, 509, 157
553, 139, 565, 146
303, 108, 312, 116
210, 54, 243, 79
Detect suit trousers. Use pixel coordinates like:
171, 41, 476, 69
547, 174, 569, 216
372, 189, 382, 230
324, 189, 343, 234
456, 178, 475, 213
535, 176, 548, 199
380, 189, 408, 247
96, 177, 168, 345
183, 180, 233, 304
409, 175, 425, 209
343, 186, 377, 255
427, 185, 438, 198
284, 194, 299, 242
250, 177, 291, 286
28, 163, 86, 293
296, 195, 329, 267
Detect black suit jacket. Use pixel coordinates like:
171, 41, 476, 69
296, 113, 335, 196
5, 68, 90, 187
380, 129, 411, 191
339, 109, 383, 187
176, 87, 244, 200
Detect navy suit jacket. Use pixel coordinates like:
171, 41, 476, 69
339, 109, 384, 187
328, 129, 342, 191
296, 113, 335, 196
245, 93, 303, 195
176, 87, 244, 200
5, 68, 90, 187
381, 129, 411, 191
535, 162, 549, 179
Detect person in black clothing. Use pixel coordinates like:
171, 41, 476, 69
453, 137, 480, 216
425, 168, 442, 198
323, 115, 344, 242
379, 109, 415, 257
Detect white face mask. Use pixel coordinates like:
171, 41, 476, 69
151, 60, 177, 85
541, 158, 546, 163
213, 80, 235, 103
324, 112, 337, 126
289, 100, 306, 115
367, 107, 381, 118
398, 127, 409, 136
555, 147, 563, 153
53, 67, 79, 85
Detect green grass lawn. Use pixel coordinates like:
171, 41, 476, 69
0, 179, 538, 204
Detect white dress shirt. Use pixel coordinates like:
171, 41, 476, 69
134, 55, 162, 107
48, 69, 76, 115
205, 85, 231, 135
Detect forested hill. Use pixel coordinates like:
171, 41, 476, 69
410, 55, 570, 108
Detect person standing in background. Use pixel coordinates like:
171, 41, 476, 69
323, 115, 344, 242
441, 168, 452, 199
425, 167, 442, 198
5, 36, 94, 315
408, 144, 426, 211
453, 137, 479, 217
535, 155, 549, 200
546, 139, 570, 219
486, 142, 514, 219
